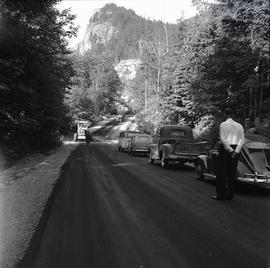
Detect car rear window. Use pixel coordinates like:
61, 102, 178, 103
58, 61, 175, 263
170, 129, 185, 137
79, 123, 88, 128
125, 132, 137, 138
137, 136, 150, 142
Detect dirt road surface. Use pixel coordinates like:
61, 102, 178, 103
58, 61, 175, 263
19, 119, 270, 268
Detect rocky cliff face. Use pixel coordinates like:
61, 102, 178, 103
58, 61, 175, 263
75, 3, 145, 58
76, 9, 119, 54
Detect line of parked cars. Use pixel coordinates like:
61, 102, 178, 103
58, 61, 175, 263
118, 126, 270, 188
118, 125, 206, 166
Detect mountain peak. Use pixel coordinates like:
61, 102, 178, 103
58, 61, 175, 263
75, 3, 175, 62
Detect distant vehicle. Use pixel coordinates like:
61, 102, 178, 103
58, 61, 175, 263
127, 134, 153, 156
149, 125, 207, 168
118, 130, 139, 152
74, 120, 89, 142
195, 137, 270, 186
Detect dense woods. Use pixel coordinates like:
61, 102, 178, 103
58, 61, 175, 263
67, 52, 122, 121
1, 0, 269, 158
133, 0, 270, 136
0, 0, 77, 157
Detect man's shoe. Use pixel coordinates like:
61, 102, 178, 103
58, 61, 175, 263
211, 195, 224, 200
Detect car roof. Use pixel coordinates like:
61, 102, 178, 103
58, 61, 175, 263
160, 125, 191, 130
119, 130, 139, 133
133, 134, 151, 137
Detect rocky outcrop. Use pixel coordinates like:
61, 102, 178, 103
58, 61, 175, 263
77, 20, 118, 54
114, 59, 141, 81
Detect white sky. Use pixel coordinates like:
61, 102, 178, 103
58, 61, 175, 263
57, 0, 198, 46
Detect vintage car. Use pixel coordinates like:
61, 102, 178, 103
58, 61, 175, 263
195, 136, 270, 186
149, 125, 207, 168
73, 120, 89, 142
118, 130, 139, 152
127, 134, 153, 156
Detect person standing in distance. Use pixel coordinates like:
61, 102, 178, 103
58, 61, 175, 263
212, 108, 245, 200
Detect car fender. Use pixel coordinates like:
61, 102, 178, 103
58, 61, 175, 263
149, 144, 159, 158
160, 144, 173, 159
196, 155, 208, 169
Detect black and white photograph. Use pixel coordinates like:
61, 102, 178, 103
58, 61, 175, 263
0, 0, 270, 267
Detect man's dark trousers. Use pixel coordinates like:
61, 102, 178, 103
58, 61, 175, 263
216, 145, 238, 199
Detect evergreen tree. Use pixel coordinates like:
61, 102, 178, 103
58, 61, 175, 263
0, 0, 77, 154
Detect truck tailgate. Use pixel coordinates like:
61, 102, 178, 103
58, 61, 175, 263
174, 141, 206, 155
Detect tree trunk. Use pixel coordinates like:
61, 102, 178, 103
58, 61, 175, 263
249, 86, 252, 119
259, 83, 263, 119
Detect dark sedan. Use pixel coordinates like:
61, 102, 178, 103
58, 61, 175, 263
195, 135, 270, 187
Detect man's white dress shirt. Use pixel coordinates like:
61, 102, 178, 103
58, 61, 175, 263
219, 118, 245, 153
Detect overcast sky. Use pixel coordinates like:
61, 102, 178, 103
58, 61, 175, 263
57, 0, 198, 46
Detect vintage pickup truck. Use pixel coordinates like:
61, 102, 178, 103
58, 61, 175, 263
149, 125, 206, 168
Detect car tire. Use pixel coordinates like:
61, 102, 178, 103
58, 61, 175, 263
195, 160, 205, 180
161, 154, 169, 169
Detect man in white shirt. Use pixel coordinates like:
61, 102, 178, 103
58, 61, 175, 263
212, 108, 245, 200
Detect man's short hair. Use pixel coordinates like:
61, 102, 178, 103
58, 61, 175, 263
223, 107, 233, 117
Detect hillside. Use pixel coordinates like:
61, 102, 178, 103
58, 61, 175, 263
75, 3, 176, 62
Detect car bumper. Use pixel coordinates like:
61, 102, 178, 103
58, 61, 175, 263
168, 153, 199, 161
133, 149, 149, 152
237, 176, 270, 185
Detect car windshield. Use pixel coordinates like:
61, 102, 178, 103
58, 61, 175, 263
246, 142, 270, 171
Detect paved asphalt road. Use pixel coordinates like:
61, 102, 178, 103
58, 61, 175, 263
19, 119, 270, 268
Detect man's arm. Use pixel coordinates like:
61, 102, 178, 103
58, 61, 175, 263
235, 126, 245, 153
219, 123, 234, 152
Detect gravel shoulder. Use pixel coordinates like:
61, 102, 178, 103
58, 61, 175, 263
0, 142, 78, 268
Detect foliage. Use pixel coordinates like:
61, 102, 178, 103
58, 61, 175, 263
0, 0, 77, 154
128, 0, 269, 135
67, 53, 123, 122
162, 0, 269, 132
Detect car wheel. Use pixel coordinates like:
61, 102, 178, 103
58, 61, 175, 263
161, 154, 169, 169
195, 161, 205, 180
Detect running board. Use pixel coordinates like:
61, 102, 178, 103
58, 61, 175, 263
204, 173, 216, 179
